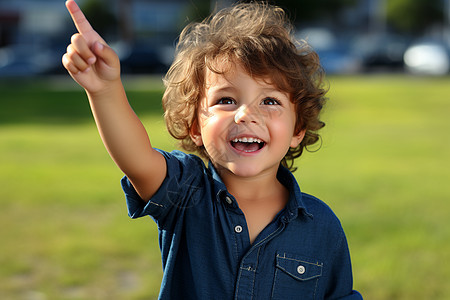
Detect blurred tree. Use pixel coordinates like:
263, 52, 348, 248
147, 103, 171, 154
176, 0, 211, 30
118, 0, 133, 42
264, 0, 357, 24
81, 0, 117, 37
386, 0, 444, 34
183, 0, 357, 25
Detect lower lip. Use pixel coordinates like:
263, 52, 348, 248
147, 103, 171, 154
228, 142, 265, 156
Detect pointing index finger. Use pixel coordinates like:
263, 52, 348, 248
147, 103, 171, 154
66, 0, 93, 35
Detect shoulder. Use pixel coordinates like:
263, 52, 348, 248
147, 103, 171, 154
278, 166, 344, 232
158, 149, 205, 168
154, 149, 207, 177
300, 192, 345, 234
122, 149, 208, 196
152, 149, 211, 191
292, 193, 351, 264
123, 150, 212, 220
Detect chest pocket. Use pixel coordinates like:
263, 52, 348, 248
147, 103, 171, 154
272, 252, 323, 300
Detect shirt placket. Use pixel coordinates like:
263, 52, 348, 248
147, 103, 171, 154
232, 216, 287, 300
234, 246, 260, 299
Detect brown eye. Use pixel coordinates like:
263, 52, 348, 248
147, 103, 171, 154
217, 97, 236, 105
262, 97, 280, 105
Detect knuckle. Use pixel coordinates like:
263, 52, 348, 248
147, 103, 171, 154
62, 54, 69, 66
71, 33, 82, 43
62, 57, 74, 69
66, 46, 78, 59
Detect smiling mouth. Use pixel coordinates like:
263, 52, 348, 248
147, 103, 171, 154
230, 137, 266, 153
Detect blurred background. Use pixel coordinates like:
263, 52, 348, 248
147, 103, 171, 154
1, 0, 450, 76
1, 0, 449, 299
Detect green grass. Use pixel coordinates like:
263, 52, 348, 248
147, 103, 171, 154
0, 75, 449, 299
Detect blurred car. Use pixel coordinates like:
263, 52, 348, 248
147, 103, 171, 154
113, 41, 172, 74
0, 43, 66, 77
295, 27, 361, 74
403, 41, 450, 76
352, 33, 410, 72
0, 45, 43, 77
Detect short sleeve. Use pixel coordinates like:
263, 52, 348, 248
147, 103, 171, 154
121, 150, 209, 229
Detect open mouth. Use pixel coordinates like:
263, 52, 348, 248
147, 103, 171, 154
230, 137, 266, 153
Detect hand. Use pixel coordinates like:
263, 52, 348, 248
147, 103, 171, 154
62, 0, 121, 94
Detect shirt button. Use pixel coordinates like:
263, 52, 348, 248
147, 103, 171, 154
297, 265, 306, 275
234, 225, 243, 233
225, 196, 233, 205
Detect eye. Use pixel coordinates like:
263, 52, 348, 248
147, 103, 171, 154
261, 97, 280, 105
217, 97, 236, 105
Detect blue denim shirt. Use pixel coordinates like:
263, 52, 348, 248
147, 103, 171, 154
122, 150, 362, 299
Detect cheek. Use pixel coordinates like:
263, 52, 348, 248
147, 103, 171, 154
198, 110, 227, 141
198, 109, 217, 131
273, 121, 292, 138
271, 116, 297, 142
198, 105, 212, 123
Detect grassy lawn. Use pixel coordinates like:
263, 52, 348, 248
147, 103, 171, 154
0, 75, 449, 299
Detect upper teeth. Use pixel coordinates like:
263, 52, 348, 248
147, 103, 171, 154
232, 137, 263, 143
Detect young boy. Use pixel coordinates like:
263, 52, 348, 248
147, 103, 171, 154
63, 0, 362, 299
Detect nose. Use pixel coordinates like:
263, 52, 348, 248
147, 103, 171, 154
234, 104, 262, 124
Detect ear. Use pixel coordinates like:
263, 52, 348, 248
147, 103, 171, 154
290, 129, 306, 148
189, 119, 203, 146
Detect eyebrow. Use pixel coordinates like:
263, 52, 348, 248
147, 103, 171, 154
208, 85, 283, 95
208, 85, 236, 93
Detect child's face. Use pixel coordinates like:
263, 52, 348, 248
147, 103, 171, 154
191, 62, 305, 178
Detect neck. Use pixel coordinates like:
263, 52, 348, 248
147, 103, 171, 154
218, 166, 285, 204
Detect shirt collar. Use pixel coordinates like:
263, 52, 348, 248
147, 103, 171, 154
207, 162, 312, 220
207, 161, 228, 193
276, 165, 313, 221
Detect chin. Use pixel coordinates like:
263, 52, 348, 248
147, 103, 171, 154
227, 162, 275, 178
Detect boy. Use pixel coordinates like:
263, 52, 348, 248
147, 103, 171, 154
63, 0, 362, 298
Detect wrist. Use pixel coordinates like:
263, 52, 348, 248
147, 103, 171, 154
86, 78, 125, 100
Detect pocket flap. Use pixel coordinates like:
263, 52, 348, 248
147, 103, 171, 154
276, 253, 323, 281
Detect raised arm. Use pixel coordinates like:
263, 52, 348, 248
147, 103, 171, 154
62, 0, 166, 201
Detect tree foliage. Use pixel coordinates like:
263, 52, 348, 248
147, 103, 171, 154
81, 0, 117, 36
267, 0, 356, 23
386, 0, 444, 34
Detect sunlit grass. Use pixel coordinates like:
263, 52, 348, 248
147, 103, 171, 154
0, 122, 166, 299
297, 75, 450, 299
0, 75, 449, 299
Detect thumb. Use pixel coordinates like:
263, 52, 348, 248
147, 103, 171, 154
92, 41, 119, 69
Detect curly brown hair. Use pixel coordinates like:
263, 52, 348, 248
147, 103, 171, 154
162, 2, 327, 171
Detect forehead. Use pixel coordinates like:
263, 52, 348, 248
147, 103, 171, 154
204, 61, 278, 91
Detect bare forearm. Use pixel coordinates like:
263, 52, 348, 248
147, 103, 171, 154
63, 0, 166, 201
87, 81, 155, 179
